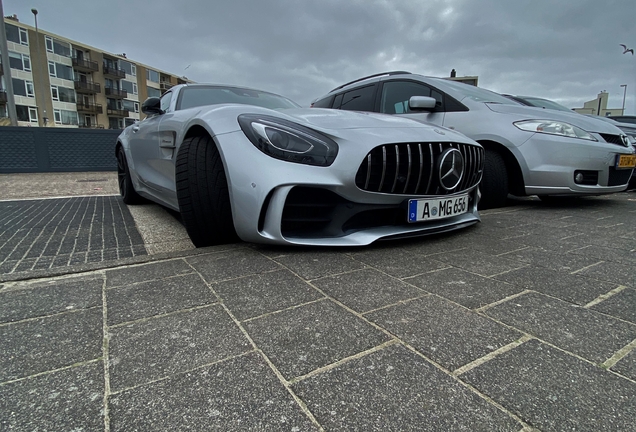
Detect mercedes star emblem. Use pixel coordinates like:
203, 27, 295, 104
438, 148, 464, 191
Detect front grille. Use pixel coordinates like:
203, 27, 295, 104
600, 134, 629, 147
281, 187, 346, 237
608, 167, 633, 186
355, 142, 484, 195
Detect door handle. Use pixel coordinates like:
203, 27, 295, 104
132, 126, 140, 132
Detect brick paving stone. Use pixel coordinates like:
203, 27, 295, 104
109, 352, 318, 431
590, 287, 636, 324
292, 344, 520, 431
0, 362, 104, 432
312, 268, 425, 313
485, 292, 636, 364
366, 296, 521, 371
272, 250, 366, 280
406, 267, 523, 309
0, 276, 103, 323
462, 339, 636, 432
105, 259, 194, 288
0, 307, 103, 381
244, 300, 390, 380
108, 305, 251, 391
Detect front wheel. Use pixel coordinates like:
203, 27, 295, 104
478, 149, 508, 209
175, 135, 237, 247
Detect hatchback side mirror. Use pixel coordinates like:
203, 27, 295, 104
408, 96, 437, 111
141, 97, 164, 115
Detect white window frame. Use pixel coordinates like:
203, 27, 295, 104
54, 109, 62, 124
26, 81, 34, 98
19, 28, 28, 46
134, 102, 139, 113
48, 61, 56, 77
45, 35, 54, 52
22, 54, 31, 71
133, 83, 138, 95
131, 64, 137, 76
51, 85, 59, 101
28, 107, 38, 122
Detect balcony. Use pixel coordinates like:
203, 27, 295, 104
105, 87, 128, 98
103, 65, 125, 78
74, 80, 101, 94
0, 91, 7, 104
76, 101, 103, 114
72, 57, 99, 72
107, 108, 129, 117
160, 81, 174, 91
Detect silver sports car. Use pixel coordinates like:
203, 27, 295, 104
116, 84, 484, 247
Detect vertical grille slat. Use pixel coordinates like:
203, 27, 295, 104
390, 145, 400, 193
356, 142, 484, 196
403, 144, 412, 194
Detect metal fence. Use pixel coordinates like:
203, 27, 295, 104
0, 127, 121, 173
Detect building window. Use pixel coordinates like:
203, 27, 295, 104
45, 35, 72, 57
50, 85, 76, 103
134, 102, 139, 113
121, 80, 137, 95
146, 69, 159, 83
8, 52, 31, 71
147, 87, 161, 98
53, 109, 78, 125
5, 24, 29, 46
12, 78, 34, 97
119, 60, 137, 77
48, 61, 74, 80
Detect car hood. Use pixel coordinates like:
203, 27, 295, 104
485, 103, 625, 134
278, 108, 433, 130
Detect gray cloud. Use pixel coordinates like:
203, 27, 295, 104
6, 0, 635, 110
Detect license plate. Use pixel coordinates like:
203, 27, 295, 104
616, 154, 636, 169
408, 194, 469, 222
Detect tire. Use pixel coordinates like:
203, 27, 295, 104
478, 149, 509, 209
175, 135, 237, 247
117, 146, 143, 204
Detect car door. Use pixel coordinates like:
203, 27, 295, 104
377, 80, 446, 126
150, 91, 180, 208
128, 109, 162, 190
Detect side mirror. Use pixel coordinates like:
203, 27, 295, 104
408, 96, 437, 111
141, 97, 163, 115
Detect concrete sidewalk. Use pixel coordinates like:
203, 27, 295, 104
0, 173, 635, 431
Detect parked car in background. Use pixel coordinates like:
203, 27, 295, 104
117, 84, 485, 247
311, 72, 636, 208
608, 115, 636, 125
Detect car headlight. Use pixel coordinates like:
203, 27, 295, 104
513, 120, 597, 141
238, 114, 338, 166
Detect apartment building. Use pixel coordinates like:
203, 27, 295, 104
1, 15, 191, 129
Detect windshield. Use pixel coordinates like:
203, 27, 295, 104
179, 86, 301, 111
520, 97, 572, 112
431, 78, 519, 105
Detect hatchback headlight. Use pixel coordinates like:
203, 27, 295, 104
513, 120, 597, 141
239, 114, 338, 166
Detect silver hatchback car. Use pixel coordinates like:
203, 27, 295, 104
311, 72, 636, 208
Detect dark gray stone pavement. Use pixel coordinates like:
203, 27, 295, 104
1, 191, 635, 431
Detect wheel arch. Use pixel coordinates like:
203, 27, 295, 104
476, 140, 526, 196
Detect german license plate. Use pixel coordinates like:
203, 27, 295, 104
616, 154, 636, 169
408, 194, 469, 222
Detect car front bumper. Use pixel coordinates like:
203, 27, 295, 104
518, 133, 635, 196
216, 131, 481, 246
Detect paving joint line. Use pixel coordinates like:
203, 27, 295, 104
108, 302, 220, 329
583, 285, 628, 308
452, 335, 533, 376
0, 304, 103, 328
0, 357, 103, 387
602, 338, 636, 370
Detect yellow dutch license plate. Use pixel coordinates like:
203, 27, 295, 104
616, 154, 636, 169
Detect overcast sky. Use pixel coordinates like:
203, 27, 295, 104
5, 0, 636, 112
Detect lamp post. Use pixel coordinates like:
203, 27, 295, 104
620, 84, 627, 114
31, 8, 47, 126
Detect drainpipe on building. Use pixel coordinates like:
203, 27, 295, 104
0, 0, 19, 126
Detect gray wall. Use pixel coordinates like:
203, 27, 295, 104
0, 127, 121, 173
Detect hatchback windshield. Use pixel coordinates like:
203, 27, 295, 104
179, 86, 301, 111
